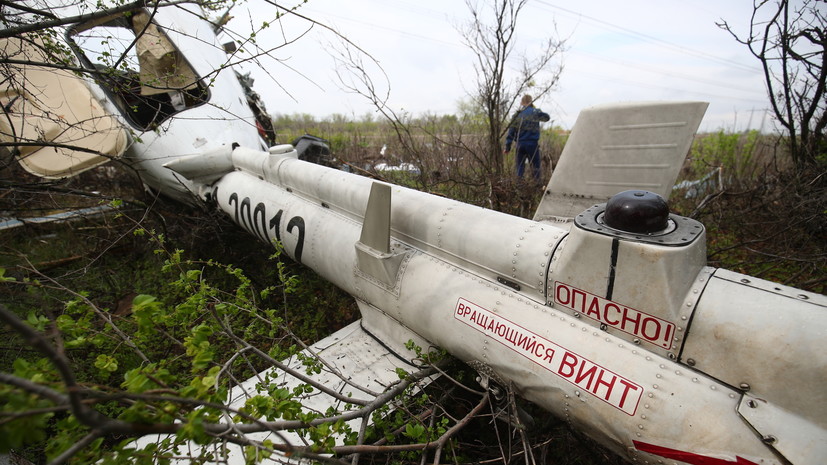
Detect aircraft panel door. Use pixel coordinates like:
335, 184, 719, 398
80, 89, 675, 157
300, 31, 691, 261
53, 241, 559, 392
1, 36, 128, 178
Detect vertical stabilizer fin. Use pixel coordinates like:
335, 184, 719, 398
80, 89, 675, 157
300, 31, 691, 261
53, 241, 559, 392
356, 182, 405, 286
360, 182, 392, 253
534, 101, 708, 222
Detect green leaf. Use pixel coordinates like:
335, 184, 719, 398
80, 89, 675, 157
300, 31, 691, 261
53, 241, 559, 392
404, 423, 426, 440
132, 294, 165, 330
95, 354, 119, 375
25, 312, 49, 331
0, 388, 52, 451
184, 324, 215, 372
122, 369, 151, 393
132, 294, 157, 308
0, 267, 16, 282
177, 410, 211, 445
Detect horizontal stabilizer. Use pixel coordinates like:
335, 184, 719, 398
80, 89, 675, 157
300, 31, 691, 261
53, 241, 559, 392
534, 101, 708, 222
163, 145, 235, 184
164, 144, 297, 184
132, 320, 423, 463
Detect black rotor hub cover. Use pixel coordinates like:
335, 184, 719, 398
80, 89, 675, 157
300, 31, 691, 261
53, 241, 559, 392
603, 190, 670, 234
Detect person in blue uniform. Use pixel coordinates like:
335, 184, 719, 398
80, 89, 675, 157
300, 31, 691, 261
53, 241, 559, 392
504, 94, 550, 183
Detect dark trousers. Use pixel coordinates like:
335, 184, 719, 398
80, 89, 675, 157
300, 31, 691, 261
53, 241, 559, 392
516, 143, 541, 182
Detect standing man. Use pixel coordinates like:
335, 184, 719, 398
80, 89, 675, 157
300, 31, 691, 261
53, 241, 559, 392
504, 94, 550, 183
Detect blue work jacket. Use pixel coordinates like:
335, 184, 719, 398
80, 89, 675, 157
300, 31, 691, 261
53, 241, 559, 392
505, 105, 550, 150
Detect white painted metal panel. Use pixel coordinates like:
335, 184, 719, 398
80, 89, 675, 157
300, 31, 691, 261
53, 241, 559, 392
682, 269, 827, 464
548, 204, 709, 359
356, 249, 780, 464
133, 321, 422, 464
535, 101, 708, 221
219, 152, 569, 299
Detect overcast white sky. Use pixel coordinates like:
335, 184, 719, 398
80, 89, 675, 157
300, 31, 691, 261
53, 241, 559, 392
227, 0, 773, 132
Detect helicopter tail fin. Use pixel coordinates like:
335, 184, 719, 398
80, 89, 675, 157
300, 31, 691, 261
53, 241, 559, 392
534, 101, 708, 222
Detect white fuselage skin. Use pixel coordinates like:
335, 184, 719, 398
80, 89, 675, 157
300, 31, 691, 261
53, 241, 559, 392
198, 148, 825, 465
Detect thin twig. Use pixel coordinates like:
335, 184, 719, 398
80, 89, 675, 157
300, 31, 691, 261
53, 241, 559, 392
47, 430, 102, 465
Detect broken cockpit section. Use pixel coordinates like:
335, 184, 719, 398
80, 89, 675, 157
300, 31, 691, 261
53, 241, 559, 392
67, 10, 210, 130
0, 8, 212, 178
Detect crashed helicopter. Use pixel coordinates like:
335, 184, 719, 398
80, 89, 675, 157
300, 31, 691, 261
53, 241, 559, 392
1, 2, 825, 465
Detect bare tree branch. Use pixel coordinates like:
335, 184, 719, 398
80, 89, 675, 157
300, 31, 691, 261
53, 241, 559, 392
0, 0, 165, 39
718, 0, 826, 165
